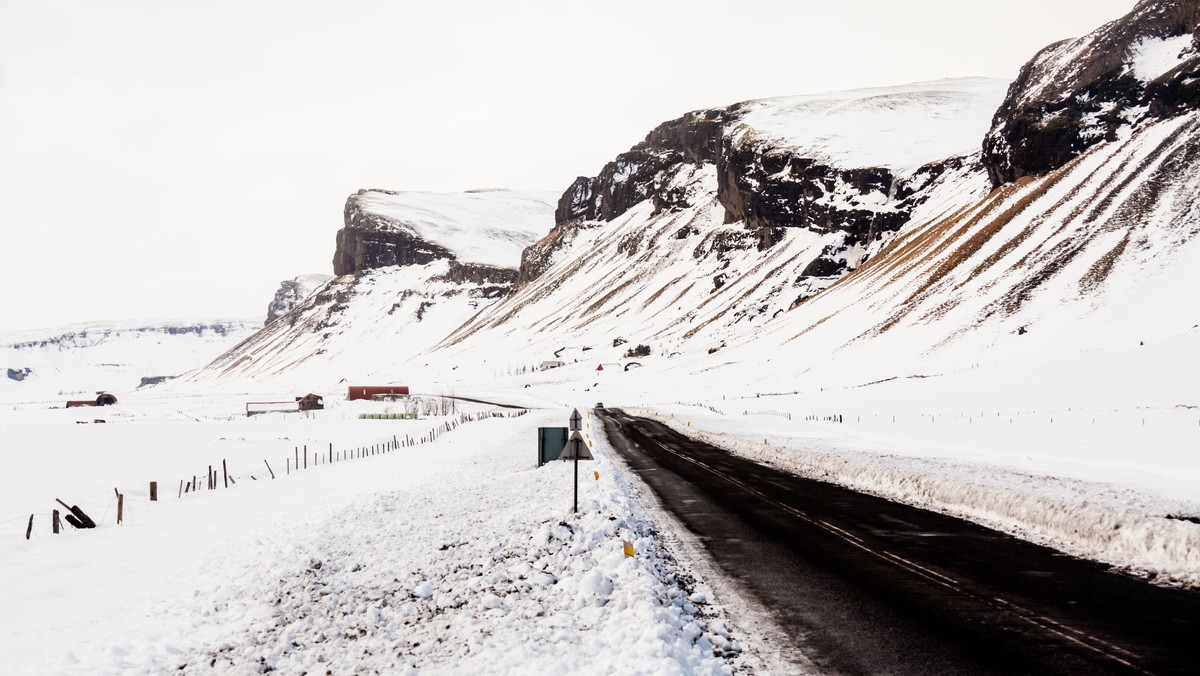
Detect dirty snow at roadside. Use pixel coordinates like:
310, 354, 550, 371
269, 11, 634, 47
632, 402, 1200, 589
1, 399, 745, 675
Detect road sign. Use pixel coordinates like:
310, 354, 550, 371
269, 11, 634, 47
560, 431, 593, 460
565, 409, 594, 514
537, 427, 569, 467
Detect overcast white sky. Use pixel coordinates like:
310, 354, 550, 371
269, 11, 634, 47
0, 0, 1135, 332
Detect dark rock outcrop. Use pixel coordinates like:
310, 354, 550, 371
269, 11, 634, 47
983, 0, 1200, 186
266, 274, 332, 325
524, 98, 977, 288
716, 140, 961, 252
555, 109, 728, 225
430, 261, 519, 299
138, 375, 174, 388
334, 190, 456, 275
6, 367, 31, 382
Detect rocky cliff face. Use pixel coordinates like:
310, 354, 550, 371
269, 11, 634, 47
983, 0, 1199, 186
266, 274, 333, 325
521, 80, 1005, 287
335, 191, 456, 275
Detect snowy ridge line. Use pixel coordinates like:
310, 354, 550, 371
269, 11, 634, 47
7, 408, 528, 545
638, 408, 1200, 589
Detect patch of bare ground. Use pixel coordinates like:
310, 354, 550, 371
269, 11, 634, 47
785, 313, 834, 342
641, 273, 691, 311
221, 354, 253, 375
577, 276, 640, 327
861, 181, 1030, 336
961, 156, 1094, 285
1079, 231, 1131, 295
915, 297, 964, 325
773, 198, 990, 342
1066, 119, 1198, 239
1103, 119, 1200, 240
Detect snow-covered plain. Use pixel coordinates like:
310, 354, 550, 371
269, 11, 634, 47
0, 320, 260, 402
1, 394, 752, 674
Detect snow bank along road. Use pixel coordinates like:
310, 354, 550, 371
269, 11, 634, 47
598, 408, 1200, 675
3, 404, 745, 674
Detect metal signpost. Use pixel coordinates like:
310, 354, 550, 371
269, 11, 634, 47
561, 408, 594, 512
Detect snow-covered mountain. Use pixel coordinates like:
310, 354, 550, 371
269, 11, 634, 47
179, 189, 555, 387
183, 0, 1198, 408
0, 320, 260, 401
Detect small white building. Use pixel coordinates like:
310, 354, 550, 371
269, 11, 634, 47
540, 360, 566, 370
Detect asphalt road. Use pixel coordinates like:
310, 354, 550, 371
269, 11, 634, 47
597, 408, 1200, 675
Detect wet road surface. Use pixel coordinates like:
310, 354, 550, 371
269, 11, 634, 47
598, 408, 1200, 675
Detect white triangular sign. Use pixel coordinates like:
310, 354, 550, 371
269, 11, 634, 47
560, 430, 593, 460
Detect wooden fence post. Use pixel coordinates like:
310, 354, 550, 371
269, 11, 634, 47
53, 510, 61, 534
117, 494, 124, 525
150, 481, 158, 501
304, 445, 308, 469
55, 499, 96, 529
179, 479, 184, 497
264, 459, 275, 479
223, 459, 229, 488
26, 514, 34, 540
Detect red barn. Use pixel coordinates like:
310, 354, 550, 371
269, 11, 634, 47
348, 385, 410, 401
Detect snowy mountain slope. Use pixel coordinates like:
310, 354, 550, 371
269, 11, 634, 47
423, 80, 1008, 374
432, 157, 991, 370
181, 7, 1196, 407
0, 320, 260, 401
711, 111, 1200, 394
178, 190, 555, 389
179, 262, 519, 388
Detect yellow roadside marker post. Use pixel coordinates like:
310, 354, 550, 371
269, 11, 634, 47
623, 540, 635, 558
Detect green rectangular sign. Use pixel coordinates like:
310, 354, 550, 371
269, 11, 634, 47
537, 427, 569, 467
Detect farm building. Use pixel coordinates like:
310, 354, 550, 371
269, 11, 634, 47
348, 385, 410, 401
66, 393, 118, 408
296, 393, 324, 411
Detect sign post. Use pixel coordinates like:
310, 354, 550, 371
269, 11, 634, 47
562, 409, 593, 513
570, 409, 582, 513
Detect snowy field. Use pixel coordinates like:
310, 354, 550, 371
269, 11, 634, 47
3, 334, 1197, 674
0, 394, 752, 674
